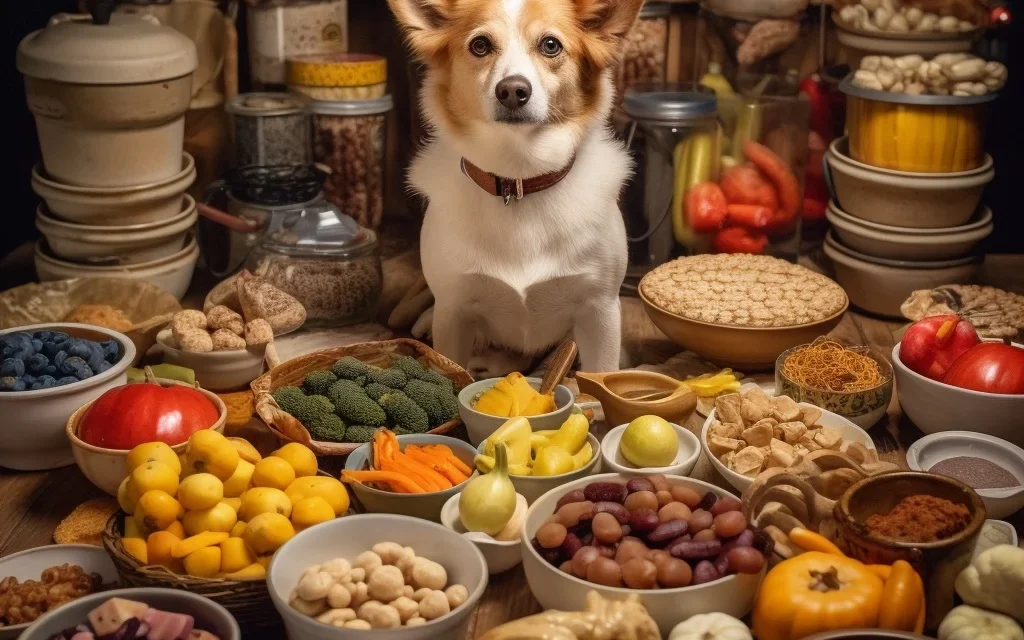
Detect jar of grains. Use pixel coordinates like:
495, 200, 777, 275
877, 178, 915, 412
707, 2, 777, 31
247, 198, 381, 326
287, 53, 387, 101
246, 0, 348, 89
615, 3, 671, 104
310, 95, 393, 230
225, 92, 312, 167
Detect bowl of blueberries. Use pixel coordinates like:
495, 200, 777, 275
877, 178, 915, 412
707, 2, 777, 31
0, 323, 135, 471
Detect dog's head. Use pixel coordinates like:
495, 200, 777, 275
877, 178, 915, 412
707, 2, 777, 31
389, 0, 643, 170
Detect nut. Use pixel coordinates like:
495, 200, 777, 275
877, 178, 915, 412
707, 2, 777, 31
207, 305, 244, 335
176, 328, 213, 353
314, 111, 387, 229
244, 319, 274, 346
211, 329, 246, 351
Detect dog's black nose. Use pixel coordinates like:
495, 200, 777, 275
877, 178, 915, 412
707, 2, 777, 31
495, 75, 532, 110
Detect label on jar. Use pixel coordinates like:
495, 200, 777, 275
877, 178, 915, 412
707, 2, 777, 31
26, 94, 67, 119
321, 22, 344, 43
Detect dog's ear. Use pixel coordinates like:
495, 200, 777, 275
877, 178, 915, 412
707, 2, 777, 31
388, 0, 453, 61
574, 0, 645, 68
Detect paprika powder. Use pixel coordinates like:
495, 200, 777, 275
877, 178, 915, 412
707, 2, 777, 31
865, 494, 972, 543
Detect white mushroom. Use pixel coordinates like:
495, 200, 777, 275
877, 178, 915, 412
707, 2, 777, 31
297, 571, 335, 602
321, 558, 351, 583
444, 585, 469, 609
418, 590, 451, 621
327, 583, 352, 609
316, 608, 356, 627
354, 551, 383, 578
367, 565, 406, 603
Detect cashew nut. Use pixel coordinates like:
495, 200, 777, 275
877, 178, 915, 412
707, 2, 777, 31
321, 558, 351, 583
947, 59, 986, 82
418, 590, 451, 621
343, 620, 372, 630
354, 551, 383, 578
316, 608, 356, 627
916, 13, 939, 31
368, 565, 406, 602
411, 587, 433, 602
862, 56, 882, 72
938, 15, 959, 32
409, 558, 448, 591
389, 596, 420, 622
873, 7, 893, 29
852, 70, 884, 91
876, 69, 897, 90
289, 593, 328, 617
327, 583, 352, 609
888, 13, 908, 31
445, 584, 469, 609
297, 571, 335, 601
406, 617, 427, 627
905, 7, 922, 27
344, 581, 370, 608
371, 542, 408, 565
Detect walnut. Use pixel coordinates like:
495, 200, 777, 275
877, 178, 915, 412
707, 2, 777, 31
211, 329, 246, 351
207, 305, 244, 335
244, 319, 274, 347
176, 328, 213, 353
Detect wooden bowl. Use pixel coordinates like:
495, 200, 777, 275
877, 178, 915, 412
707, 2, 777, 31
834, 472, 987, 630
575, 370, 697, 428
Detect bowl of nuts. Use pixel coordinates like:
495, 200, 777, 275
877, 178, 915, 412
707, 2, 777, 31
522, 473, 770, 637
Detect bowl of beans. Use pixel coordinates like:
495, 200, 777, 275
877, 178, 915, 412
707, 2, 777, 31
521, 473, 771, 637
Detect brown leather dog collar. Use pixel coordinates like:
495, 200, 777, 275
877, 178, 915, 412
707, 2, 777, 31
460, 156, 575, 205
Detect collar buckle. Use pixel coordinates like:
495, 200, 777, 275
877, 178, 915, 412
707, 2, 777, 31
498, 177, 524, 206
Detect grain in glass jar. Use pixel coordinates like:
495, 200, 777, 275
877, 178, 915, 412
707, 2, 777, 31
310, 95, 393, 230
247, 0, 348, 89
225, 92, 312, 167
616, 3, 671, 103
287, 53, 387, 101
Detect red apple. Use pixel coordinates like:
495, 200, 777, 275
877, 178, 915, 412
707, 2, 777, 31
943, 342, 1024, 395
899, 315, 981, 381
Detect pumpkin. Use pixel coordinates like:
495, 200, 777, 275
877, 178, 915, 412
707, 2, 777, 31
938, 605, 1024, 640
669, 613, 752, 640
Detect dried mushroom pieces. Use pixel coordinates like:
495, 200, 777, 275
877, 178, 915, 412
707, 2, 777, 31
852, 53, 1008, 96
0, 564, 105, 626
640, 255, 847, 328
902, 285, 1024, 340
836, 0, 982, 33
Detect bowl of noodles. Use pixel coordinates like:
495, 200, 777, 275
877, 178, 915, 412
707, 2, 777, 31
775, 338, 893, 429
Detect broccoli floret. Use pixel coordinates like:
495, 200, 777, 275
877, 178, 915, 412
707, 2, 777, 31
309, 394, 335, 412
272, 386, 306, 412
274, 390, 347, 442
404, 379, 459, 427
331, 356, 369, 380
366, 367, 407, 389
326, 380, 387, 426
344, 425, 379, 443
303, 370, 339, 396
364, 382, 389, 401
392, 356, 453, 390
307, 413, 347, 442
353, 375, 367, 386
379, 391, 430, 433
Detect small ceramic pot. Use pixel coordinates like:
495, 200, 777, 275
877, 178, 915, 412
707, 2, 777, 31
834, 471, 987, 630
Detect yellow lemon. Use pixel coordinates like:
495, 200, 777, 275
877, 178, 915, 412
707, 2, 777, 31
620, 415, 678, 467
129, 461, 179, 498
219, 537, 256, 574
227, 437, 262, 464
243, 512, 295, 555
177, 473, 224, 511
239, 487, 292, 521
183, 502, 237, 536
126, 442, 181, 476
184, 546, 221, 578
147, 531, 184, 572
251, 457, 296, 491
117, 476, 139, 515
221, 497, 242, 513
285, 476, 349, 516
184, 430, 239, 481
290, 496, 335, 531
222, 459, 255, 498
133, 490, 183, 534
272, 443, 318, 477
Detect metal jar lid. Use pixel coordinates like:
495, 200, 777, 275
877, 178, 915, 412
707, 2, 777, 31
309, 94, 395, 117
622, 83, 718, 125
225, 92, 311, 118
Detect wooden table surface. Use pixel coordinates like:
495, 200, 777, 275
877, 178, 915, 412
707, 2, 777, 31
2, 308, 1022, 639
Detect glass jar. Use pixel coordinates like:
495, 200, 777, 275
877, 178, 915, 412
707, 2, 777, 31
225, 92, 312, 167
310, 95, 393, 230
246, 0, 349, 90
616, 3, 672, 104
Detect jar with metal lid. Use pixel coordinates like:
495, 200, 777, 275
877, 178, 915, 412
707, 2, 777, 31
246, 0, 348, 89
225, 92, 312, 167
288, 53, 387, 101
616, 3, 672, 103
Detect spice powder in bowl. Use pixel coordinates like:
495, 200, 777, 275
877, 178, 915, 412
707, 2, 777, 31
929, 456, 1022, 490
864, 494, 972, 543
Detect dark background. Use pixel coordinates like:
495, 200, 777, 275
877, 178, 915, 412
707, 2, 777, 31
2, 2, 1021, 265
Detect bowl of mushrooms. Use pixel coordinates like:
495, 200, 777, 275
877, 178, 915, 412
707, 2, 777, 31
156, 308, 274, 392
267, 513, 488, 638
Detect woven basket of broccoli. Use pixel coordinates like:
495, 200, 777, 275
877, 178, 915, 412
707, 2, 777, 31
252, 339, 472, 455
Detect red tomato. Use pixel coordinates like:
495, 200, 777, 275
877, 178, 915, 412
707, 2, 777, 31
78, 382, 220, 450
899, 315, 981, 381
943, 342, 1024, 395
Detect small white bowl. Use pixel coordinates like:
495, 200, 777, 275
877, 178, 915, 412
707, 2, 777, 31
826, 200, 993, 261
268, 514, 488, 640
907, 431, 1024, 519
600, 422, 700, 477
475, 432, 602, 504
440, 492, 524, 575
522, 473, 764, 637
458, 377, 576, 446
0, 544, 119, 640
156, 327, 265, 392
892, 342, 1024, 448
36, 194, 197, 265
701, 399, 878, 493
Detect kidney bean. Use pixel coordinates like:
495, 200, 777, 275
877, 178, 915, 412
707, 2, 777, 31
656, 557, 693, 588
668, 534, 691, 547
556, 489, 587, 510
658, 502, 692, 523
648, 549, 672, 566
692, 560, 720, 585
557, 501, 595, 527
656, 490, 673, 507
580, 531, 594, 546
710, 496, 743, 516
621, 558, 658, 589
626, 477, 655, 494
542, 514, 561, 526
594, 501, 631, 524
713, 511, 747, 538
621, 524, 632, 537
561, 532, 584, 559
669, 539, 722, 560
592, 512, 623, 544
725, 547, 766, 574
536, 522, 568, 549
571, 546, 601, 578
647, 519, 689, 543
687, 509, 714, 534
559, 560, 574, 574
584, 482, 628, 504
587, 557, 623, 587
696, 491, 719, 512
669, 485, 702, 508
616, 539, 649, 565
648, 474, 670, 493
693, 529, 718, 542
539, 547, 562, 566
714, 552, 730, 576
623, 490, 659, 512
719, 529, 755, 554
628, 509, 660, 534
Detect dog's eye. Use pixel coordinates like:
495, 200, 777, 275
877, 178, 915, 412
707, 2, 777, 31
540, 36, 563, 57
469, 36, 492, 57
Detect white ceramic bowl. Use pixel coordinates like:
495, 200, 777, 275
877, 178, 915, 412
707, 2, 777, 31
458, 377, 576, 446
892, 343, 1024, 448
156, 328, 265, 392
826, 201, 993, 261
475, 432, 602, 504
35, 233, 199, 300
835, 21, 976, 69
906, 431, 1024, 519
0, 544, 118, 640
31, 153, 197, 226
20, 587, 240, 640
701, 400, 878, 493
440, 492, 524, 575
522, 473, 764, 636
0, 323, 135, 471
600, 422, 700, 477
268, 514, 488, 640
823, 231, 982, 319
36, 194, 197, 265
826, 137, 994, 229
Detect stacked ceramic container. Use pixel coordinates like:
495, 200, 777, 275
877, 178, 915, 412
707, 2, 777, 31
17, 12, 200, 299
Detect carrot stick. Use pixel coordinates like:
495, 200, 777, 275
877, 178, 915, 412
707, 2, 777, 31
404, 448, 469, 485
341, 470, 426, 494
380, 459, 443, 492
395, 451, 452, 490
416, 445, 473, 477
743, 141, 800, 220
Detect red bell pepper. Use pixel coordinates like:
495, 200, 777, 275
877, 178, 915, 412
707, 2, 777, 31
726, 204, 773, 229
686, 182, 729, 233
713, 227, 769, 254
800, 74, 833, 141
802, 197, 827, 222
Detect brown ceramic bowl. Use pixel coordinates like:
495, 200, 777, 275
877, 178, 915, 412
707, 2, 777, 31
834, 472, 986, 631
803, 631, 930, 640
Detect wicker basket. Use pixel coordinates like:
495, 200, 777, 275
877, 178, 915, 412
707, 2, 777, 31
251, 339, 473, 456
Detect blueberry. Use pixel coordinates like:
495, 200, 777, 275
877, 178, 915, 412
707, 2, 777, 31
60, 356, 92, 380
22, 374, 36, 386
68, 341, 92, 360
50, 332, 70, 343
33, 330, 53, 342
97, 360, 112, 374
54, 376, 79, 387
42, 341, 61, 358
30, 338, 43, 353
42, 364, 56, 375
0, 377, 26, 392
85, 344, 105, 372
25, 353, 49, 374
100, 340, 120, 362
1, 358, 25, 378
34, 375, 56, 388
53, 350, 68, 370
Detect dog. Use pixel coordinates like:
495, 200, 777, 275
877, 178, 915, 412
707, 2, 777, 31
388, 0, 645, 378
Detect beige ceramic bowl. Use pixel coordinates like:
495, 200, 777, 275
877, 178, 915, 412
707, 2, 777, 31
156, 327, 265, 392
31, 153, 196, 226
458, 377, 576, 446
36, 194, 197, 264
826, 137, 993, 229
65, 378, 227, 495
476, 433, 602, 504
440, 492, 525, 575
640, 288, 848, 371
823, 231, 982, 318
826, 200, 993, 261
35, 233, 199, 300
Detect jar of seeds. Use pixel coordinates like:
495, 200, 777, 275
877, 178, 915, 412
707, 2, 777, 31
226, 92, 312, 167
616, 3, 672, 104
246, 0, 348, 89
